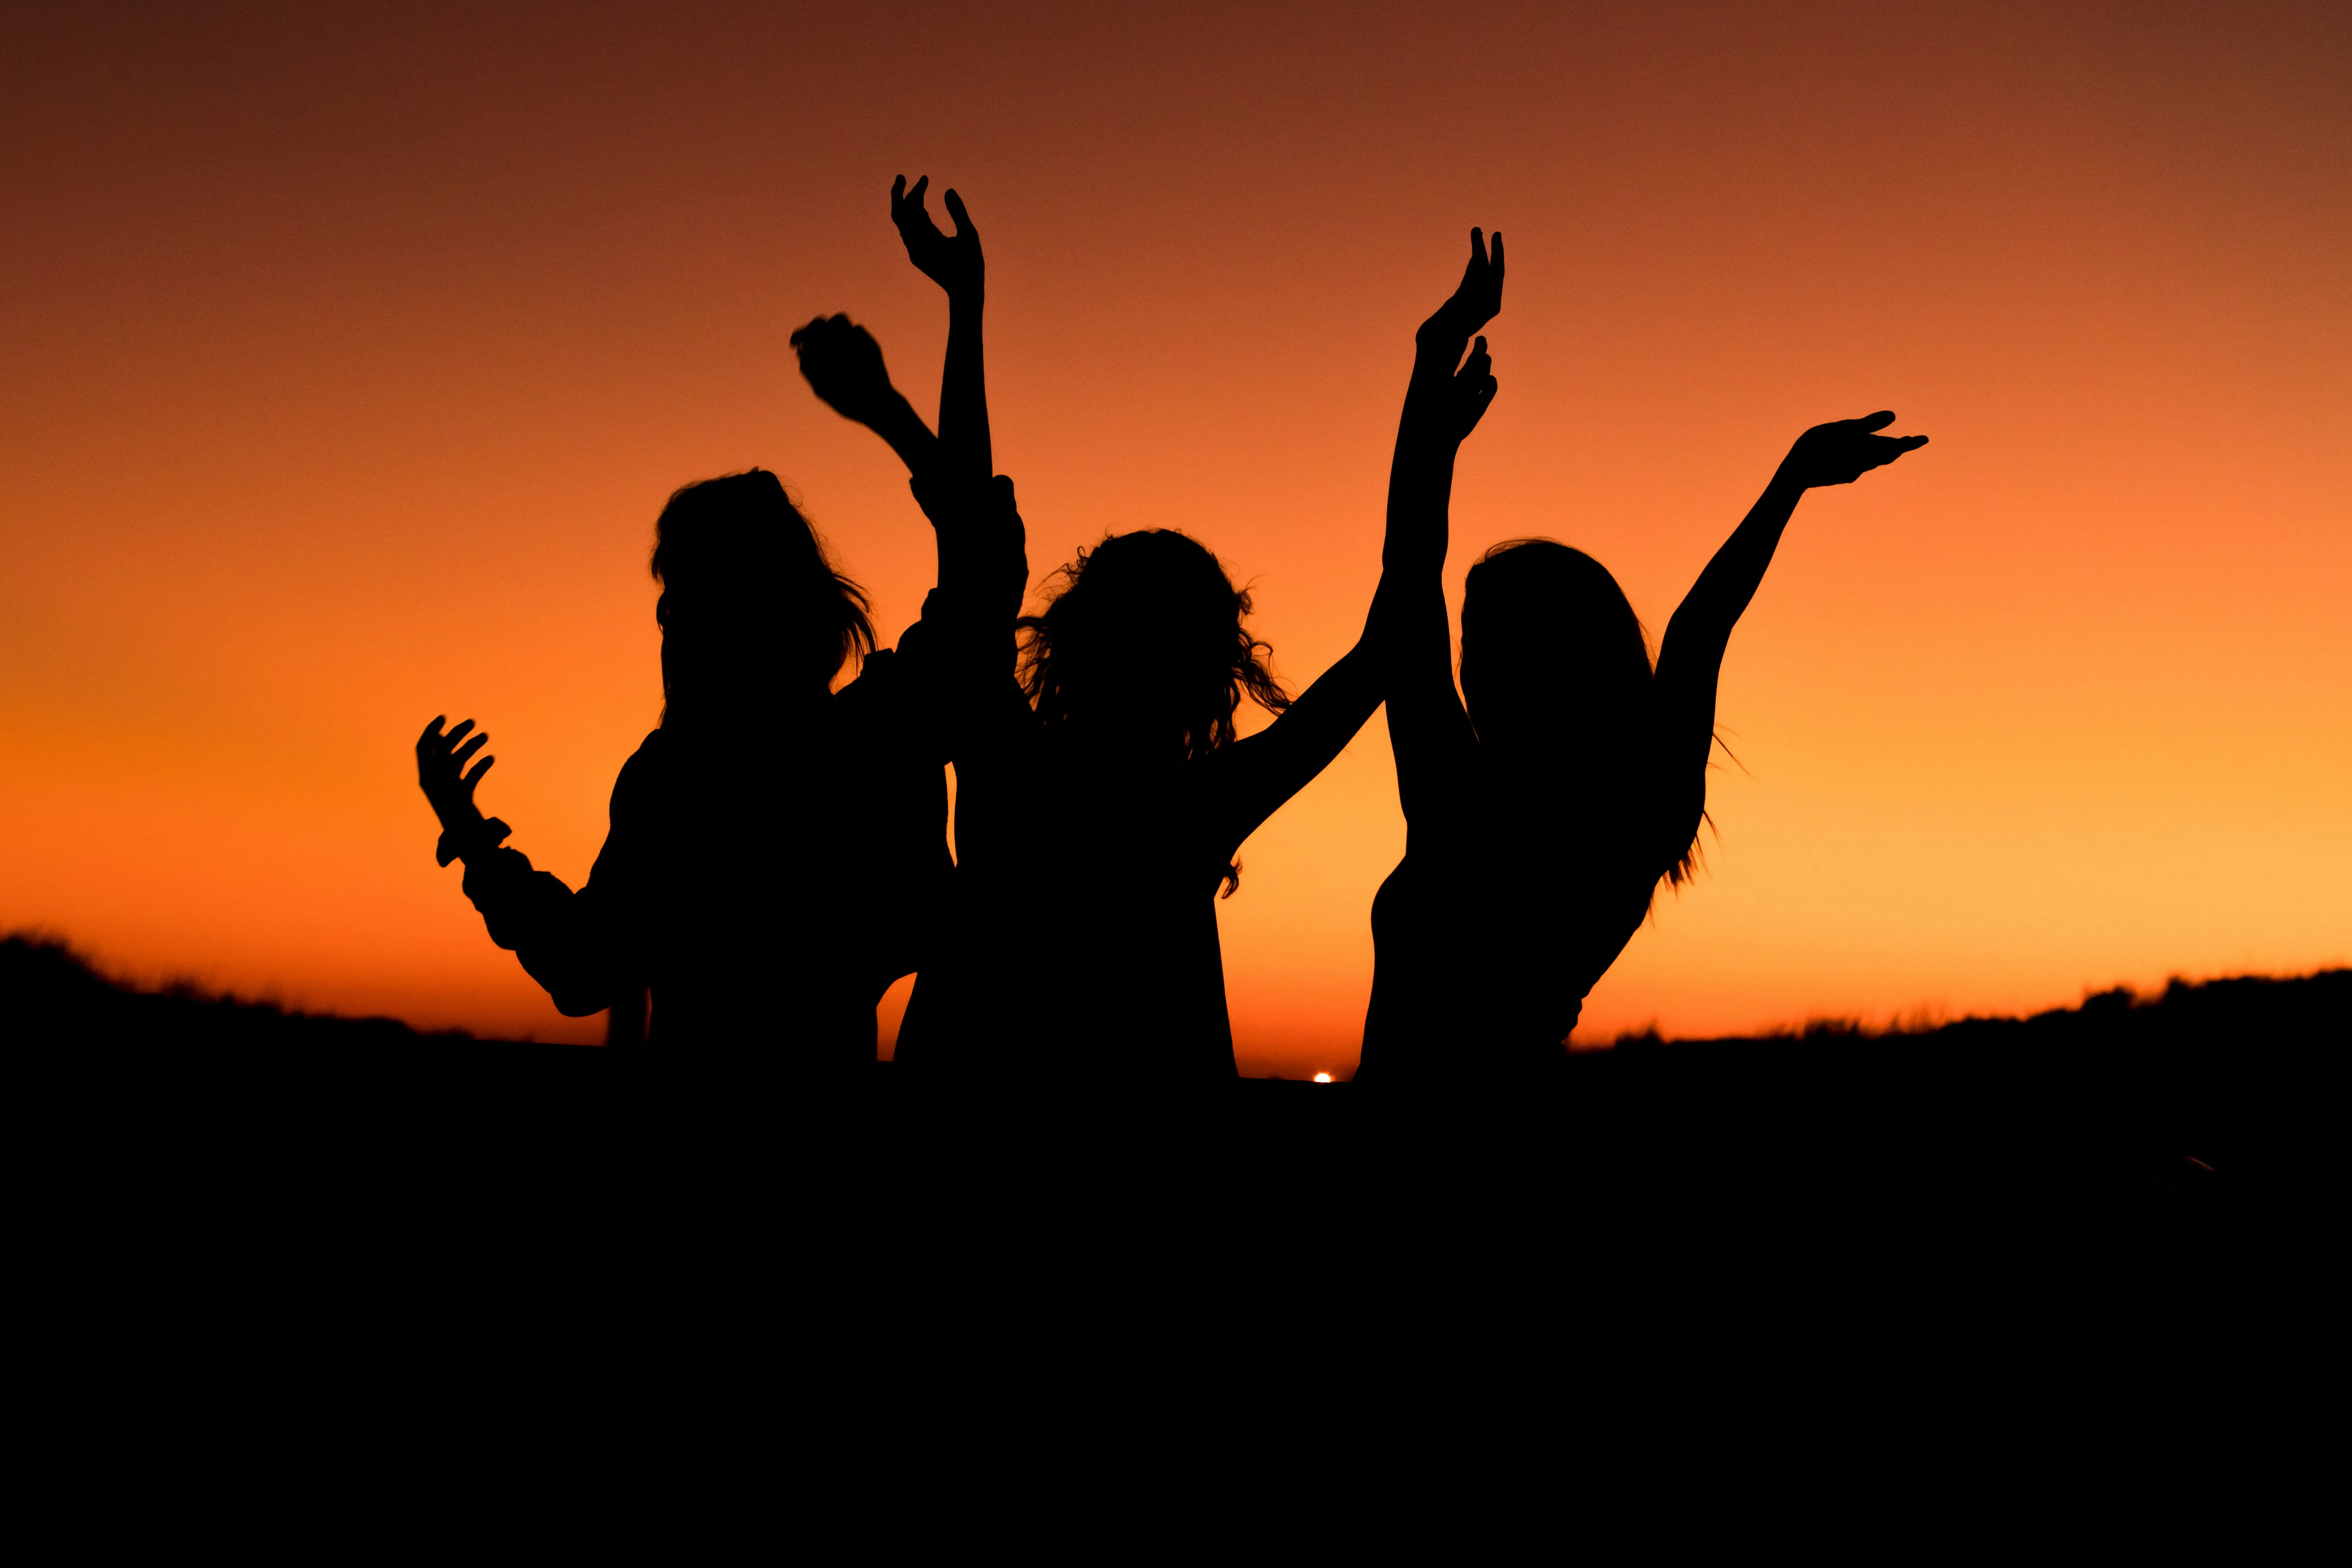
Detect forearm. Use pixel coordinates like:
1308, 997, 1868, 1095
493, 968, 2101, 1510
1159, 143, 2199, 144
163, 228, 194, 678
1655, 469, 1805, 779
1383, 438, 1459, 577
864, 393, 942, 478
1676, 470, 1806, 644
460, 851, 629, 1015
938, 293, 991, 483
1382, 323, 1476, 572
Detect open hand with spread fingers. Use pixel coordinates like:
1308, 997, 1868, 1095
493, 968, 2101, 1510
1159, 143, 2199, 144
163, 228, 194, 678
416, 715, 507, 865
1779, 411, 1929, 488
891, 174, 984, 302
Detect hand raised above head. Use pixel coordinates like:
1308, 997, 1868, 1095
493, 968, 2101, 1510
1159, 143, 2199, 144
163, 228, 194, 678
1422, 227, 1504, 340
891, 174, 984, 301
790, 313, 900, 426
1780, 411, 1929, 489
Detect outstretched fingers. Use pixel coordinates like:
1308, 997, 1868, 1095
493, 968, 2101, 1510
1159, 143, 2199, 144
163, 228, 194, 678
1459, 227, 1489, 294
943, 187, 976, 240
1444, 227, 1505, 328
892, 174, 939, 240
1867, 432, 1929, 472
419, 716, 474, 759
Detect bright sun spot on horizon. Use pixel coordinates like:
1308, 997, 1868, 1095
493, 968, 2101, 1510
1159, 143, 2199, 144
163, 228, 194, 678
1313, 1073, 1333, 1083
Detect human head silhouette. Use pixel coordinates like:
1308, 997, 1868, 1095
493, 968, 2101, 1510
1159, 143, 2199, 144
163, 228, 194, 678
650, 469, 872, 723
1461, 539, 1652, 762
1019, 529, 1287, 768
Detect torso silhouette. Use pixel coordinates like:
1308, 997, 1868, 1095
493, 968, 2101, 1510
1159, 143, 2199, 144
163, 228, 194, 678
461, 637, 947, 1069
883, 480, 1388, 1085
1361, 754, 1694, 1082
898, 724, 1246, 1082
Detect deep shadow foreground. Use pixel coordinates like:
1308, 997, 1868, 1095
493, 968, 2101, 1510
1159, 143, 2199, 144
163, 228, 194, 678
12, 933, 2341, 1259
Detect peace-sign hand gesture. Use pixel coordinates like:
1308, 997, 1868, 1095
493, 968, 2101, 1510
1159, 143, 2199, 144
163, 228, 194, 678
1422, 227, 1505, 342
1779, 412, 1929, 488
891, 175, 984, 302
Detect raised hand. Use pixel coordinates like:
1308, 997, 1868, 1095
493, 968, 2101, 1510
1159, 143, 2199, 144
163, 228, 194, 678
416, 716, 505, 864
790, 313, 902, 428
1779, 412, 1929, 488
891, 174, 984, 301
1422, 227, 1505, 340
1442, 334, 1500, 443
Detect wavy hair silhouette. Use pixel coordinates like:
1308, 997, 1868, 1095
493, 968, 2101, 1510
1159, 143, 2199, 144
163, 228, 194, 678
1018, 529, 1287, 894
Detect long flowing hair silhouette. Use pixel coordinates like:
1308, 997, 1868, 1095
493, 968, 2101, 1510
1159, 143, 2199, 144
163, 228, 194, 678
649, 468, 873, 723
1460, 538, 1702, 887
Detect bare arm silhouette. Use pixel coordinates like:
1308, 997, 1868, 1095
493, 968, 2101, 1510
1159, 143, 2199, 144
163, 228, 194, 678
1651, 412, 1928, 847
891, 174, 991, 483
1381, 230, 1503, 828
1205, 229, 1504, 855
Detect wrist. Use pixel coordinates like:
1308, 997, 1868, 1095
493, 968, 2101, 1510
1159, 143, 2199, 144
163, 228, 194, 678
436, 814, 512, 869
1415, 313, 1469, 351
870, 392, 923, 439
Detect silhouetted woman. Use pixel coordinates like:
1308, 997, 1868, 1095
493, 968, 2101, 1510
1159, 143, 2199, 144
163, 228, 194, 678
414, 466, 952, 1071
1358, 279, 1927, 1081
800, 180, 1504, 1082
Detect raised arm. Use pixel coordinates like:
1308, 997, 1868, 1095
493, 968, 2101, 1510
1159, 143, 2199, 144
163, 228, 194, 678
790, 313, 939, 475
1653, 411, 1929, 780
1203, 230, 1505, 855
1382, 231, 1504, 825
891, 175, 990, 485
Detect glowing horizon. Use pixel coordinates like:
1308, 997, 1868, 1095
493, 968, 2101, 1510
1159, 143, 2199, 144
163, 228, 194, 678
3, 4, 2345, 1074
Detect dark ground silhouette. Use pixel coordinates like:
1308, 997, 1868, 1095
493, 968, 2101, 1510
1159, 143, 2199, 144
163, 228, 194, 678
13, 931, 2339, 1247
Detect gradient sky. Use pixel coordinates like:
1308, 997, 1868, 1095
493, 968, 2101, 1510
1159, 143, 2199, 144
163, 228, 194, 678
3, 2, 2345, 1074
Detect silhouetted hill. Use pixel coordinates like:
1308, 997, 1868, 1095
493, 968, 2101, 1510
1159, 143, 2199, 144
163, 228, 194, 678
3, 930, 588, 1098
13, 931, 2341, 1246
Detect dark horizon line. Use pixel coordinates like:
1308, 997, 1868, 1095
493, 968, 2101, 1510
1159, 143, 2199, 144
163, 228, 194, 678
7, 927, 2342, 1063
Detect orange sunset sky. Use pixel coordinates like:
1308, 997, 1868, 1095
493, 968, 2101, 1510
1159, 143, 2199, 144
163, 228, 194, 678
3, 2, 2345, 1075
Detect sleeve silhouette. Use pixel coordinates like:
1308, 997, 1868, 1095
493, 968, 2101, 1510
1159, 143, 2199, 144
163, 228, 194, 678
1380, 230, 1504, 832
447, 737, 661, 1018
1651, 411, 1927, 862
